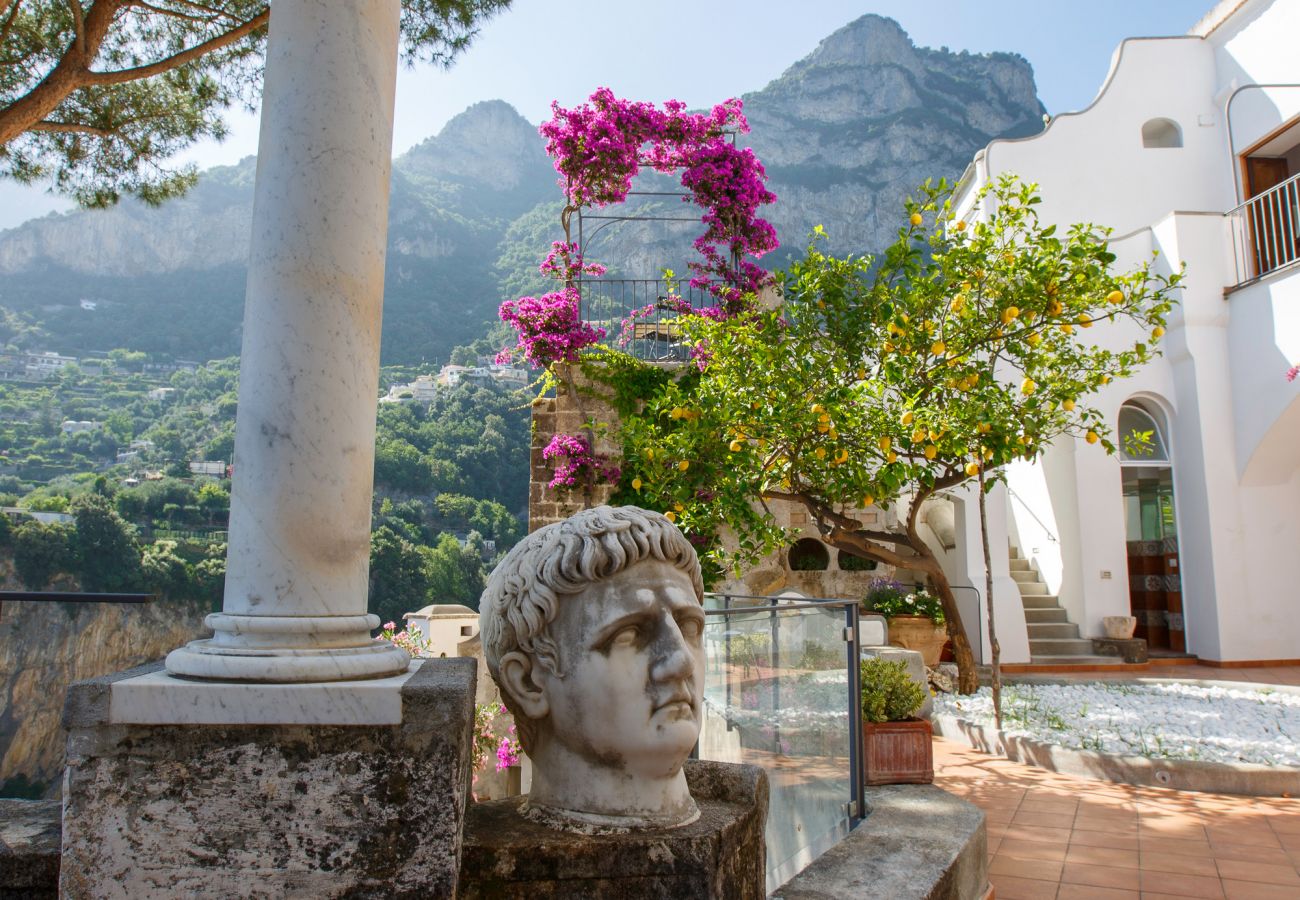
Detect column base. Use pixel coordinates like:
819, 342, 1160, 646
61, 658, 476, 898
165, 612, 412, 683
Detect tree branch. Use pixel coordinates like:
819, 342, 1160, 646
0, 0, 24, 48
84, 7, 268, 86
31, 119, 114, 137
66, 0, 86, 52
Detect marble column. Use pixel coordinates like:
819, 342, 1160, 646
166, 0, 409, 682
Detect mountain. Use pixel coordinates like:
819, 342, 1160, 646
0, 16, 1044, 366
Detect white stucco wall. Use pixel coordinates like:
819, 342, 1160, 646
961, 0, 1300, 661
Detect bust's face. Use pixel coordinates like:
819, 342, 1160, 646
539, 558, 706, 779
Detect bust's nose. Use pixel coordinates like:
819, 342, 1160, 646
651, 615, 696, 684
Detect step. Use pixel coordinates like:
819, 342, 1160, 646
1020, 594, 1061, 609
1028, 638, 1096, 656
1017, 583, 1050, 596
1020, 655, 1140, 668
1008, 545, 1021, 559
1009, 558, 1032, 572
1023, 608, 1069, 624
1010, 570, 1039, 584
1026, 622, 1080, 639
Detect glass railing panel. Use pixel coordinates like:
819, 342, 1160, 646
697, 600, 853, 892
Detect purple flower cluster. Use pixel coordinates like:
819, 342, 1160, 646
497, 286, 605, 368
540, 88, 778, 300
542, 432, 620, 491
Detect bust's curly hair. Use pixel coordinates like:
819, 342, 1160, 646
478, 505, 703, 750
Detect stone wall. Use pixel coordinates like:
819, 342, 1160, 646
527, 365, 621, 533
0, 574, 210, 797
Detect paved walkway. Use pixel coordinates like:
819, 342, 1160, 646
934, 736, 1300, 900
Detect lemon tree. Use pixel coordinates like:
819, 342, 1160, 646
611, 175, 1180, 693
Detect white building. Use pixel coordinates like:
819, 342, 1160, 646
380, 373, 440, 404
944, 0, 1300, 666
403, 604, 480, 658
24, 351, 77, 378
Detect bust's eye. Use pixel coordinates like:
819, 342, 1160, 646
611, 626, 640, 648
678, 617, 704, 640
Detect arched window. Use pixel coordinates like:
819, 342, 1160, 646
1142, 118, 1183, 149
837, 550, 877, 572
1117, 403, 1169, 463
787, 538, 830, 571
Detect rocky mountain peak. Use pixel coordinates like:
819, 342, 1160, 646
802, 14, 921, 73
398, 99, 549, 190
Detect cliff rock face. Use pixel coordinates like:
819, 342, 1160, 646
0, 16, 1043, 364
744, 14, 1044, 263
0, 588, 210, 797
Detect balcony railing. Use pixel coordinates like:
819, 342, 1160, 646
576, 278, 718, 361
1228, 172, 1300, 286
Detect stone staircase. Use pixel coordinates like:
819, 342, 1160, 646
1011, 546, 1115, 665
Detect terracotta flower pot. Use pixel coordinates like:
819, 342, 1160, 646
863, 717, 934, 785
887, 615, 948, 667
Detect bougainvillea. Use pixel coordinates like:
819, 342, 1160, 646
498, 89, 780, 372
542, 432, 620, 490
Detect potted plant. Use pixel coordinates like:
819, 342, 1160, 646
864, 578, 948, 666
860, 657, 933, 785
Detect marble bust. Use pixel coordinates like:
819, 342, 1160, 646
478, 505, 707, 831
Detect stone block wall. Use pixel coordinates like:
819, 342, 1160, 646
528, 365, 621, 533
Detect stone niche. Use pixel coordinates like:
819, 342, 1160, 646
59, 659, 475, 899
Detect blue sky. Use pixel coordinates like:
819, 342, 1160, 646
0, 0, 1210, 230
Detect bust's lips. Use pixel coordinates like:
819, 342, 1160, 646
653, 689, 697, 716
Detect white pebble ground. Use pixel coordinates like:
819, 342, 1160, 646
932, 681, 1300, 767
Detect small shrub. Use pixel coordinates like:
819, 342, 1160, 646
860, 657, 926, 723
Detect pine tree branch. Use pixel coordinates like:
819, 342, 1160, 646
84, 7, 267, 85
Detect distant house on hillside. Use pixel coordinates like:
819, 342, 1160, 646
403, 604, 480, 658
23, 351, 77, 379
945, 0, 1300, 666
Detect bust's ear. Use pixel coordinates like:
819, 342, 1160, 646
498, 651, 549, 720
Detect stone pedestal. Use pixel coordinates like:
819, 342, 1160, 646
59, 659, 475, 898
457, 761, 768, 899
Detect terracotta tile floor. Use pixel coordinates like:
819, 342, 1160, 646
933, 666, 1300, 900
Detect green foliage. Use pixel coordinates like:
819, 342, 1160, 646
864, 581, 946, 625
11, 518, 73, 588
1, 0, 513, 206
859, 657, 926, 723
69, 493, 141, 591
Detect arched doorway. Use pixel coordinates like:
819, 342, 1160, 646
1118, 401, 1185, 652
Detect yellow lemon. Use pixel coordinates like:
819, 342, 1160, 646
911, 428, 926, 443
829, 428, 838, 440
1062, 398, 1075, 412
1086, 431, 1100, 445
931, 340, 946, 356
645, 448, 655, 460
977, 422, 991, 434
678, 460, 690, 471
954, 220, 967, 232
951, 295, 966, 313
664, 511, 677, 522
877, 436, 892, 451
811, 403, 825, 415
1001, 306, 1020, 323
924, 445, 938, 460
886, 451, 898, 463
883, 341, 895, 353
1060, 323, 1074, 335
670, 407, 684, 419
1152, 326, 1165, 339
1101, 374, 1112, 384
1046, 281, 1059, 296
1106, 289, 1124, 305
817, 424, 829, 433
910, 212, 923, 227
1079, 314, 1093, 328
632, 477, 643, 491
1021, 378, 1036, 395
834, 449, 849, 464
862, 494, 875, 507
928, 429, 941, 441
729, 439, 743, 453
983, 447, 994, 460
674, 503, 684, 512
900, 411, 914, 426
965, 462, 980, 477
1027, 333, 1042, 346
1048, 300, 1063, 315
815, 447, 826, 460
856, 367, 867, 379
